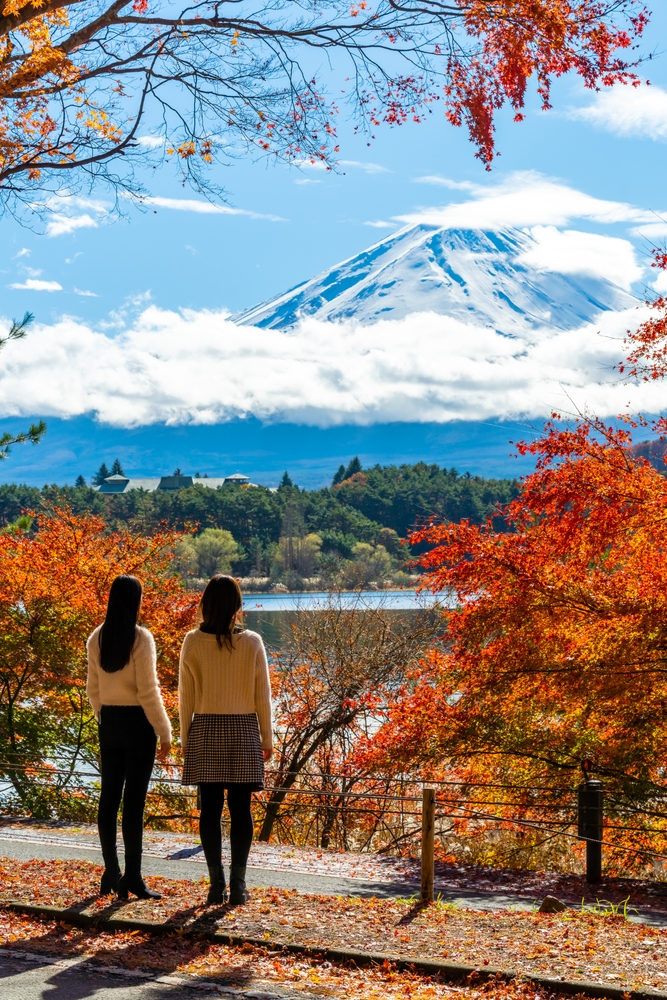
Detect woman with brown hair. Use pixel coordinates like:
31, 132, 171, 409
179, 574, 273, 906
87, 574, 171, 899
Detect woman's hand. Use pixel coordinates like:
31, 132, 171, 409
157, 742, 171, 764
263, 748, 273, 762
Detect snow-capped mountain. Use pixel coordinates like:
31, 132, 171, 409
235, 225, 637, 333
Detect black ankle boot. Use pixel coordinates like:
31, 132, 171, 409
206, 864, 227, 905
118, 874, 161, 900
228, 864, 250, 906
100, 859, 121, 896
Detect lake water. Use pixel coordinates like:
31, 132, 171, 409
241, 590, 440, 612
242, 590, 445, 649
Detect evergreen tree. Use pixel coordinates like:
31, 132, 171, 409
332, 464, 346, 486
0, 462, 520, 568
279, 471, 294, 488
110, 458, 125, 476
75, 475, 86, 488
92, 463, 110, 486
344, 456, 362, 480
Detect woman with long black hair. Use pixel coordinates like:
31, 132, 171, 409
87, 575, 172, 899
179, 575, 273, 906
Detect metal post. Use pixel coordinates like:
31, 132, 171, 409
421, 787, 435, 903
577, 777, 603, 883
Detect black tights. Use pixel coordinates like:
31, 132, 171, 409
98, 706, 156, 879
199, 783, 254, 869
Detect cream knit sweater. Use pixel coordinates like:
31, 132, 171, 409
178, 628, 273, 752
86, 625, 172, 745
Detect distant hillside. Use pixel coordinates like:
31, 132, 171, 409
0, 460, 519, 579
329, 461, 519, 539
630, 439, 667, 472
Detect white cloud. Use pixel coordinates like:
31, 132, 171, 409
135, 135, 165, 149
8, 279, 62, 292
36, 190, 283, 236
140, 196, 284, 222
34, 195, 110, 238
364, 220, 394, 229
632, 219, 667, 240
571, 84, 667, 141
46, 215, 99, 237
13, 248, 30, 259
0, 303, 661, 428
518, 226, 642, 291
339, 160, 389, 174
294, 159, 328, 171
74, 288, 98, 297
397, 170, 660, 231
414, 176, 477, 191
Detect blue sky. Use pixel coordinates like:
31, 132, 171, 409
1, 5, 667, 488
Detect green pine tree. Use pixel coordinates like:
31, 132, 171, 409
75, 475, 86, 488
92, 462, 110, 486
332, 464, 346, 486
110, 458, 125, 476
344, 456, 362, 479
279, 471, 294, 488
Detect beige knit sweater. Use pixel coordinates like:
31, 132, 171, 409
178, 628, 273, 752
86, 625, 172, 745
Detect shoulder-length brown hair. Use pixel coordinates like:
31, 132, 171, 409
200, 575, 243, 649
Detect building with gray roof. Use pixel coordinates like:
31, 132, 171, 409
95, 472, 253, 494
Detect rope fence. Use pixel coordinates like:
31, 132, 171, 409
1, 759, 666, 899
0, 761, 667, 900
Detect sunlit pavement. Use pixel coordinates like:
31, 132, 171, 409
0, 950, 314, 1000
0, 830, 665, 926
0, 835, 413, 901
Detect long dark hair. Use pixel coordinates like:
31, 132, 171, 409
200, 575, 243, 649
99, 575, 142, 672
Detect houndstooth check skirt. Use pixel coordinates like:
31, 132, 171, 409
182, 713, 264, 788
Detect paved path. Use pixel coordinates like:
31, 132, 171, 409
0, 834, 540, 911
2, 834, 667, 928
0, 949, 315, 1000
4, 822, 667, 923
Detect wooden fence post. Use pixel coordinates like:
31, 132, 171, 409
421, 786, 435, 903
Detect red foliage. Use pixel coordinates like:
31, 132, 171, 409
623, 250, 667, 380
445, 0, 648, 165
357, 415, 667, 871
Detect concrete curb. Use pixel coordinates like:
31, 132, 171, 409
2, 899, 666, 1000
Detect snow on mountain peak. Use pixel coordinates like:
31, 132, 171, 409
234, 224, 637, 333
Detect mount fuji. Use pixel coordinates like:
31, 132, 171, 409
0, 222, 650, 488
235, 225, 637, 333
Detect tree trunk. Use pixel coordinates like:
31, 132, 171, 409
320, 803, 337, 848
258, 787, 290, 842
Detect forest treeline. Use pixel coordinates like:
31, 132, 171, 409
0, 461, 519, 584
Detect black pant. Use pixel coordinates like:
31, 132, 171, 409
199, 783, 254, 870
98, 705, 156, 878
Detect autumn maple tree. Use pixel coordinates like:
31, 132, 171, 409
0, 501, 197, 817
0, 0, 648, 210
356, 255, 667, 873
621, 248, 667, 382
